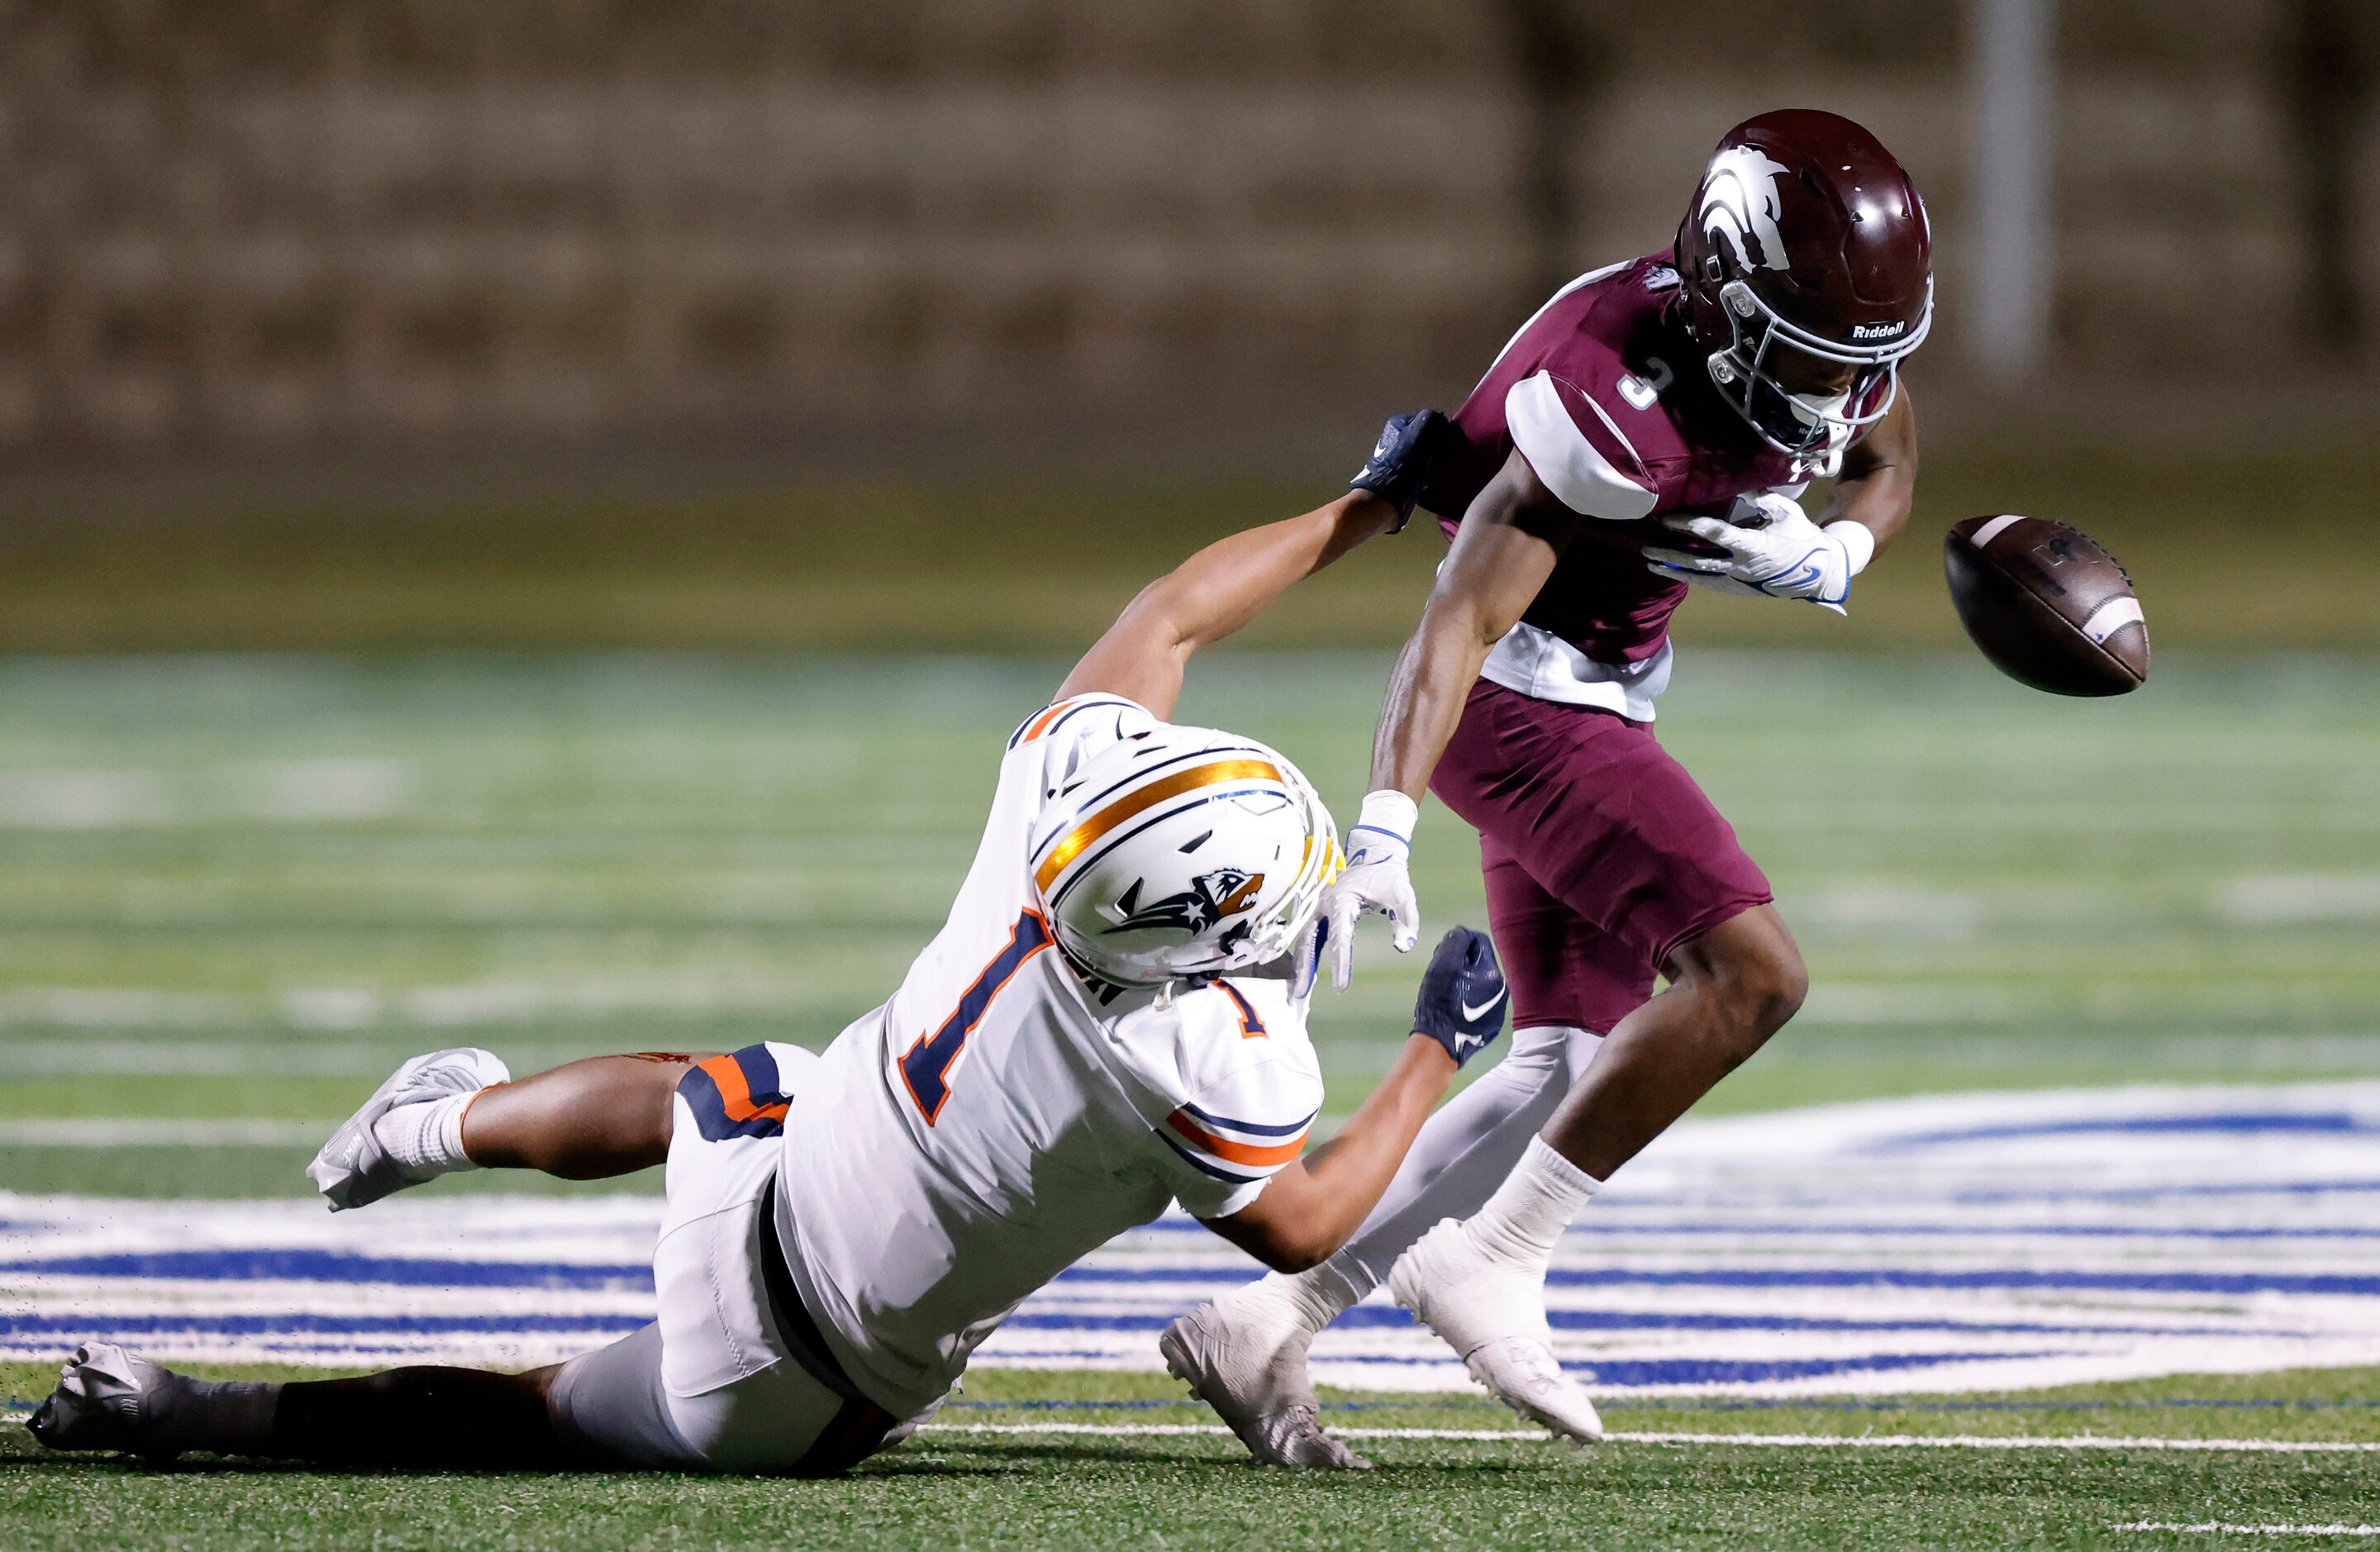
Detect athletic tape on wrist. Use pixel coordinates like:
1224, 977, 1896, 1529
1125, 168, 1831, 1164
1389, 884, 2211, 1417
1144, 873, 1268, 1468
1824, 520, 1876, 578
1350, 790, 1418, 851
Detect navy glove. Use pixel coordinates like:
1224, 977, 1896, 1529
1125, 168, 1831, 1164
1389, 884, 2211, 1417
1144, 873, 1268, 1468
1410, 926, 1508, 1069
1349, 408, 1454, 530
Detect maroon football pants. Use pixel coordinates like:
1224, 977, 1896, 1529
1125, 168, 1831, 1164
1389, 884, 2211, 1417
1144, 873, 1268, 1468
1430, 680, 1773, 1035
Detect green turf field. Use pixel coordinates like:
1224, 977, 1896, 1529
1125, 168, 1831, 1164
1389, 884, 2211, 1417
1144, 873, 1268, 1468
11, 1364, 2380, 1550
7, 649, 2380, 1546
4, 650, 2379, 1195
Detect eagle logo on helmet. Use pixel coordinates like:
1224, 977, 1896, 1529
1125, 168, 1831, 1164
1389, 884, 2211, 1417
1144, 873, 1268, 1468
1105, 869, 1267, 935
1698, 145, 1792, 274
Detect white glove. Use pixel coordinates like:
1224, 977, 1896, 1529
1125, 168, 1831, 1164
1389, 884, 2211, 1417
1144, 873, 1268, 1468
1321, 790, 1421, 992
1642, 493, 1874, 615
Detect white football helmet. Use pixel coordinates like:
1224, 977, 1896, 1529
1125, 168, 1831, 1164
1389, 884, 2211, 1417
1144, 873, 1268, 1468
1027, 724, 1340, 989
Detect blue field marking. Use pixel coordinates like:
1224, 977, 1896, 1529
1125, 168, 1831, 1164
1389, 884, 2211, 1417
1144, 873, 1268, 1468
1125, 1214, 2380, 1239
1048, 1264, 2380, 1298
0, 1305, 2262, 1350
1597, 1178, 2380, 1211
1003, 1307, 2265, 1340
0, 1250, 654, 1290
1564, 1353, 2070, 1388
1885, 1112, 2380, 1147
947, 1350, 2074, 1387
0, 1312, 645, 1339
9, 1086, 2378, 1392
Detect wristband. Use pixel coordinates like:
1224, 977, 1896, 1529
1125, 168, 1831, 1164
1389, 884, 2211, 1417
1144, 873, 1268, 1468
1824, 520, 1876, 578
1349, 789, 1419, 853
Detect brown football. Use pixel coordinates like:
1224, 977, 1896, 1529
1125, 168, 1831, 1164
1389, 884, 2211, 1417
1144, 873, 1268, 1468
1944, 516, 2149, 697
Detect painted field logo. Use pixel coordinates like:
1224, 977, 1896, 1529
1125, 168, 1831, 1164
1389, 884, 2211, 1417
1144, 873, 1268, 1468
14, 1086, 2379, 1392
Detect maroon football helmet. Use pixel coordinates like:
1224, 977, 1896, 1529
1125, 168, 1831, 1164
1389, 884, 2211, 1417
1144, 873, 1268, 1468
1674, 109, 1933, 465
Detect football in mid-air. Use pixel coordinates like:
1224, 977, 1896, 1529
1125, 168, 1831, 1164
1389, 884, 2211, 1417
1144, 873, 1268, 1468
1944, 516, 2149, 697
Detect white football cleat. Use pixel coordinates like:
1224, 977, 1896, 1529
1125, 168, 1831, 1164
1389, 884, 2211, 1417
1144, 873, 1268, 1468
307, 1047, 510, 1212
1160, 1293, 1371, 1469
28, 1343, 182, 1457
1388, 1218, 1603, 1445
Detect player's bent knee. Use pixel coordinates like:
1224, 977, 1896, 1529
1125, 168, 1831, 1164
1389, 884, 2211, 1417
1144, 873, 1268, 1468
1715, 939, 1805, 1045
1738, 940, 1808, 1034
1670, 910, 1807, 1047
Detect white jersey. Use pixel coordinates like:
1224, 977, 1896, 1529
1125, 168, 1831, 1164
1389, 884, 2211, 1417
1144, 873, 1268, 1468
774, 693, 1326, 1418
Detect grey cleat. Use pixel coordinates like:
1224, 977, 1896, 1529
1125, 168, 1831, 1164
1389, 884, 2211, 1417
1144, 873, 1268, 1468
307, 1047, 510, 1211
1160, 1302, 1372, 1470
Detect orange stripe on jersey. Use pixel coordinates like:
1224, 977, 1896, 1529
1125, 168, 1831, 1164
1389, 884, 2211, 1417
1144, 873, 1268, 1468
1020, 702, 1075, 743
697, 1052, 789, 1126
1034, 759, 1281, 893
1165, 1110, 1308, 1168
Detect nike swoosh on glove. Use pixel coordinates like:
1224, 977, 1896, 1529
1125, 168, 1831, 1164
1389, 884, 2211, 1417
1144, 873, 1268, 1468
1348, 408, 1456, 531
1640, 493, 1872, 615
1322, 790, 1421, 992
1410, 926, 1509, 1069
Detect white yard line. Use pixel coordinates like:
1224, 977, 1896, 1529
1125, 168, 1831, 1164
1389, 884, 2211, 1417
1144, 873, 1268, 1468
6, 1412, 2372, 1459
917, 1421, 2380, 1453
2114, 1526, 2380, 1539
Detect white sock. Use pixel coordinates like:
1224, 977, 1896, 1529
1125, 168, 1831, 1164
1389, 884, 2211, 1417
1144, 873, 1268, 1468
1252, 1262, 1365, 1335
1317, 1026, 1601, 1299
1465, 1137, 1598, 1265
372, 1089, 484, 1181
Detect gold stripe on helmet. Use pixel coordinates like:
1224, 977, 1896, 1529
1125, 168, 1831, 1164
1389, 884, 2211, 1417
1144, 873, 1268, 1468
1033, 759, 1282, 895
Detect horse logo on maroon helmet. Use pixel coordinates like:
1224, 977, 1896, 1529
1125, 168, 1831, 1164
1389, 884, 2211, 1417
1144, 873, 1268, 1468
1697, 145, 1792, 274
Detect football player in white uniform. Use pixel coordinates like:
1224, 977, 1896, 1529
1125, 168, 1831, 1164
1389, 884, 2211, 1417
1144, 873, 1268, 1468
30, 458, 1511, 1476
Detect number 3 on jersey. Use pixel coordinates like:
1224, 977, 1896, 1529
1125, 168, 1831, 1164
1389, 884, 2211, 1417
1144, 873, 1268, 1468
898, 910, 1054, 1125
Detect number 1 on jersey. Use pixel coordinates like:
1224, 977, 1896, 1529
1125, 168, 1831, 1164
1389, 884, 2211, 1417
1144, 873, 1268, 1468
898, 910, 1054, 1125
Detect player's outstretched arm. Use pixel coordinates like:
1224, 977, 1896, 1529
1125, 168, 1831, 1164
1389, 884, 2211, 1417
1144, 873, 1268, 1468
1320, 452, 1577, 988
1054, 406, 1452, 719
1371, 453, 1576, 801
1054, 491, 1400, 721
1202, 928, 1508, 1273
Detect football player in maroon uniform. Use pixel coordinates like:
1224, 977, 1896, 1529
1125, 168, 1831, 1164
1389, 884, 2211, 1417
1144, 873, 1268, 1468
1164, 109, 1933, 1463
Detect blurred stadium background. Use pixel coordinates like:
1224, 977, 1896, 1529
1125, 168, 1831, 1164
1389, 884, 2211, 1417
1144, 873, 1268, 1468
5, 0, 2380, 1389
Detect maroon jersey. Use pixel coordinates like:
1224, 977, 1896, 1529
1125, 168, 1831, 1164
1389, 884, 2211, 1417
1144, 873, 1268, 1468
1422, 255, 1811, 673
